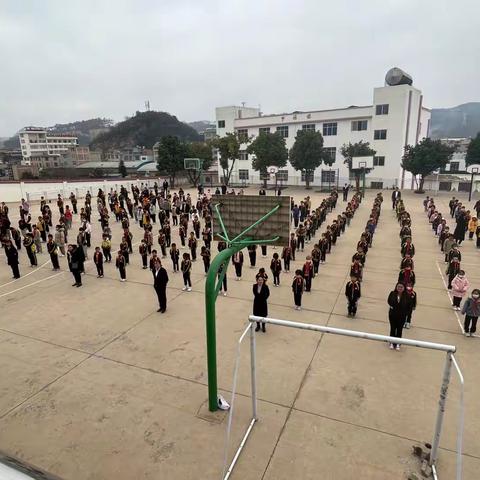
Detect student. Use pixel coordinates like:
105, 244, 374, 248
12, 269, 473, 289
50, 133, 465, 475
451, 270, 469, 310
170, 243, 180, 272
67, 244, 83, 287
281, 244, 292, 272
232, 250, 244, 280
400, 254, 414, 270
461, 289, 480, 337
311, 244, 320, 276
446, 256, 461, 289
256, 267, 269, 283
218, 262, 228, 296
4, 240, 20, 279
289, 233, 297, 261
120, 237, 130, 265
401, 237, 415, 257
247, 244, 257, 268
296, 223, 306, 251
350, 259, 363, 282
94, 246, 104, 278
158, 230, 167, 258
101, 235, 112, 262
46, 234, 60, 271
261, 245, 267, 257
181, 252, 192, 291
292, 270, 305, 310
398, 266, 416, 287
468, 216, 478, 240
404, 282, 417, 328
387, 283, 410, 350
302, 256, 314, 292
345, 275, 361, 316
270, 252, 282, 286
319, 234, 328, 263
252, 276, 270, 332
201, 246, 211, 274
443, 234, 456, 262
447, 244, 461, 263
116, 250, 127, 282
188, 232, 197, 261
139, 240, 149, 269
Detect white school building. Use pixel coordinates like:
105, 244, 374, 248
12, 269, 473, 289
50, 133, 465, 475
215, 69, 431, 190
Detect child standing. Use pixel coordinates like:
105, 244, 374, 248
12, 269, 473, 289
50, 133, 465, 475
281, 244, 292, 272
116, 250, 126, 282
350, 259, 363, 282
345, 275, 361, 316
270, 252, 282, 286
451, 270, 469, 310
247, 244, 257, 268
404, 282, 417, 328
188, 232, 197, 261
292, 270, 305, 310
139, 240, 148, 269
446, 256, 461, 289
94, 246, 104, 278
201, 246, 211, 274
170, 243, 180, 272
232, 250, 244, 280
181, 252, 192, 291
302, 256, 314, 292
461, 289, 480, 337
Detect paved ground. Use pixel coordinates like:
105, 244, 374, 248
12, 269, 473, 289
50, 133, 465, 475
0, 188, 479, 479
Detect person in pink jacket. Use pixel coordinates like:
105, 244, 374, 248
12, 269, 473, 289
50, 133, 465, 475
451, 270, 469, 310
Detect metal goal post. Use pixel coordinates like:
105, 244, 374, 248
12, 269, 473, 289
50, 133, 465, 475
222, 316, 465, 480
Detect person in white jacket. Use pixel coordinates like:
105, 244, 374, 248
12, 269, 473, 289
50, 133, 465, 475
451, 270, 469, 310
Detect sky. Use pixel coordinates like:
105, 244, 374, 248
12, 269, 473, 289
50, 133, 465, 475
0, 0, 479, 137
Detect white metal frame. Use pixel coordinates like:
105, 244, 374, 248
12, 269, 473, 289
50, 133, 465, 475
222, 316, 465, 480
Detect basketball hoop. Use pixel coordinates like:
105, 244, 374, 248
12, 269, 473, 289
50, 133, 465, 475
268, 166, 279, 175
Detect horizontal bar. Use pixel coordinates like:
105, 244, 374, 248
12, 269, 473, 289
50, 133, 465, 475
248, 316, 456, 353
223, 418, 257, 480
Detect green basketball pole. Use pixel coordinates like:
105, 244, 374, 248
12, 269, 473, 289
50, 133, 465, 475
205, 203, 281, 411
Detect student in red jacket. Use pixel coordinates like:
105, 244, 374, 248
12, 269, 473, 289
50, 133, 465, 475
302, 256, 314, 292
292, 269, 305, 310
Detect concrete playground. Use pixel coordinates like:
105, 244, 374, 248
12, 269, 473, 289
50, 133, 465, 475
0, 188, 479, 479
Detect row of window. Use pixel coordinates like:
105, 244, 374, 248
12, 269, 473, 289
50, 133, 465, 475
238, 169, 337, 182
234, 124, 387, 140
238, 146, 337, 161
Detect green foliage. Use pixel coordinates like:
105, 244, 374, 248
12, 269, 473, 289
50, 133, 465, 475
90, 111, 201, 151
185, 141, 214, 186
401, 138, 455, 191
211, 132, 244, 185
465, 133, 480, 166
247, 132, 288, 173
156, 135, 187, 187
289, 129, 325, 187
118, 159, 127, 177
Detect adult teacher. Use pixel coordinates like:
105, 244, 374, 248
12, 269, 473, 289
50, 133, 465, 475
153, 258, 169, 313
253, 276, 270, 332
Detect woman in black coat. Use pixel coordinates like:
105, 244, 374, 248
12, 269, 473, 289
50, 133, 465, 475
253, 276, 270, 332
387, 283, 410, 350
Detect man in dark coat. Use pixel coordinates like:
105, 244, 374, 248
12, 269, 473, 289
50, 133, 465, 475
5, 239, 20, 279
153, 258, 169, 313
391, 187, 401, 209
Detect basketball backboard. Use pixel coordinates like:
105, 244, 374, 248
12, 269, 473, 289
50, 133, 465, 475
352, 156, 374, 169
466, 164, 480, 174
184, 158, 201, 170
212, 195, 291, 246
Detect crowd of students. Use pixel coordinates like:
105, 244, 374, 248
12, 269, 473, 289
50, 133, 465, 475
424, 196, 480, 336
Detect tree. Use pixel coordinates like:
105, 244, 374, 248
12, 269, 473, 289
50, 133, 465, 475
156, 135, 187, 187
185, 141, 214, 186
247, 132, 288, 188
401, 138, 455, 193
211, 132, 244, 186
289, 129, 327, 189
340, 141, 377, 192
118, 159, 127, 177
466, 133, 480, 166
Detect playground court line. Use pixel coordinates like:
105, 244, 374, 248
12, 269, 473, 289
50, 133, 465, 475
0, 258, 52, 289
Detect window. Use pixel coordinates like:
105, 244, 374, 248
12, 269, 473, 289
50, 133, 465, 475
276, 126, 289, 138
301, 170, 314, 182
321, 170, 336, 183
351, 120, 368, 131
370, 181, 383, 189
259, 127, 270, 135
376, 104, 389, 115
218, 120, 225, 128
239, 169, 249, 180
323, 147, 336, 163
449, 162, 459, 172
276, 170, 288, 181
302, 124, 315, 131
374, 129, 387, 140
323, 122, 337, 136
237, 128, 248, 142
373, 156, 385, 166
239, 150, 248, 161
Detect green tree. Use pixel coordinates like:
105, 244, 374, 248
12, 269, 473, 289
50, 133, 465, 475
156, 135, 187, 187
466, 133, 480, 166
401, 138, 454, 193
211, 132, 245, 186
340, 141, 377, 192
118, 159, 127, 177
185, 141, 214, 186
247, 132, 288, 188
289, 129, 327, 189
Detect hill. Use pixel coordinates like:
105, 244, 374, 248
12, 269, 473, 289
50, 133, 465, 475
430, 102, 480, 139
90, 111, 201, 150
188, 120, 215, 133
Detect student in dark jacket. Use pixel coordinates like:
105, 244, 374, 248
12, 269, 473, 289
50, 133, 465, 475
398, 266, 415, 287
270, 252, 282, 286
153, 258, 169, 313
93, 246, 104, 278
446, 256, 461, 289
461, 289, 480, 336
67, 244, 83, 287
253, 276, 270, 332
292, 270, 305, 310
345, 275, 361, 316
401, 238, 415, 257
232, 250, 244, 280
4, 239, 20, 279
387, 283, 410, 350
404, 283, 417, 328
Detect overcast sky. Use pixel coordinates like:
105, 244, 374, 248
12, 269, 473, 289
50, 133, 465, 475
1, 0, 479, 136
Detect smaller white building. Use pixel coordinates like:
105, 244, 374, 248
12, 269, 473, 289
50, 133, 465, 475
19, 127, 78, 165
